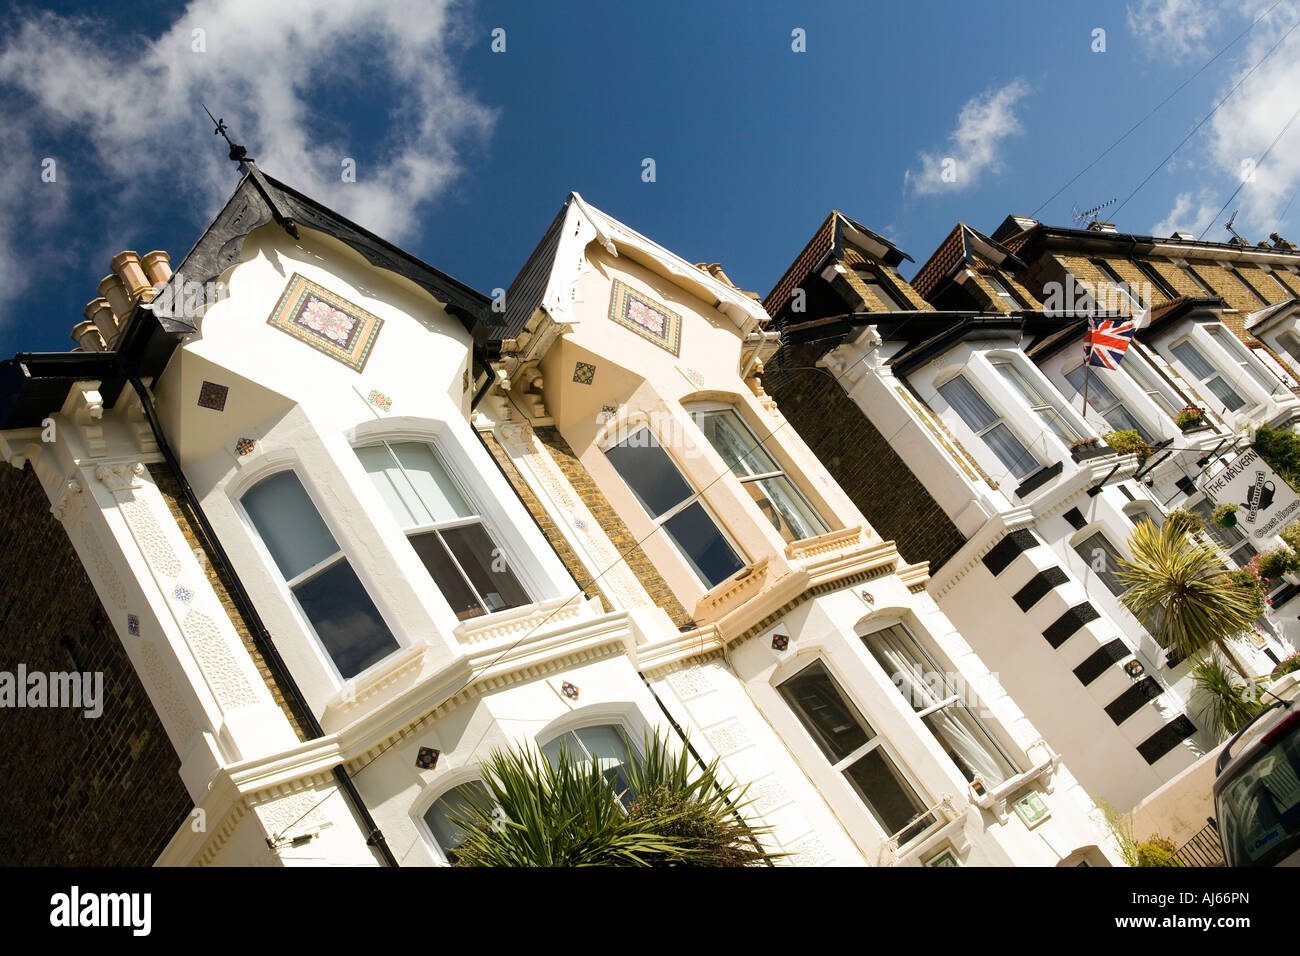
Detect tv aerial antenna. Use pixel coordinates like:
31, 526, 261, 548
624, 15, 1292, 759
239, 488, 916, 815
1225, 210, 1246, 243
1072, 198, 1117, 227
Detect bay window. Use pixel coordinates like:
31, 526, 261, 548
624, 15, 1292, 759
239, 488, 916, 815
936, 374, 1039, 479
778, 660, 934, 844
1122, 350, 1182, 417
605, 428, 745, 588
993, 359, 1084, 445
357, 440, 530, 622
1063, 364, 1154, 441
242, 470, 398, 679
688, 405, 830, 544
1170, 339, 1246, 412
862, 622, 1017, 789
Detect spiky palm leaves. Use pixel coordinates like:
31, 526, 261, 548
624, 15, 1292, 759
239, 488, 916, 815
449, 731, 778, 867
1188, 655, 1266, 741
1117, 519, 1259, 678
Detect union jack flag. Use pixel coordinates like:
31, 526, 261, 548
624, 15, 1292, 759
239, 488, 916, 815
1083, 316, 1136, 370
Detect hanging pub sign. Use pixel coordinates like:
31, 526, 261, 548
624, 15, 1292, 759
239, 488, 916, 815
1200, 448, 1300, 543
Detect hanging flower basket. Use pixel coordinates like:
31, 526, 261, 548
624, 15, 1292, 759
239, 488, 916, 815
1213, 502, 1238, 528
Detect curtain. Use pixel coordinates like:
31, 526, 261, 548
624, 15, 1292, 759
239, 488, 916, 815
867, 624, 1015, 788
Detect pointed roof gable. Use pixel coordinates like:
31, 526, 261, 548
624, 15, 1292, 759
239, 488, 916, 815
909, 223, 1027, 300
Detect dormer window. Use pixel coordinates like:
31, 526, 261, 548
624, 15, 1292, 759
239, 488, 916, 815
242, 470, 399, 679
983, 273, 1026, 310
1169, 339, 1246, 411
357, 440, 530, 622
936, 374, 1038, 479
688, 404, 830, 544
605, 428, 745, 588
992, 359, 1085, 445
858, 269, 911, 312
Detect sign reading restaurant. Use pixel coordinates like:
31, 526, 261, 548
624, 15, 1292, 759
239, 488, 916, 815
1200, 448, 1300, 543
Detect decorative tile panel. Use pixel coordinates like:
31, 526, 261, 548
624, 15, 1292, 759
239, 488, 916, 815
235, 438, 256, 457
416, 746, 440, 770
573, 361, 596, 385
608, 278, 681, 355
197, 381, 229, 411
266, 273, 383, 372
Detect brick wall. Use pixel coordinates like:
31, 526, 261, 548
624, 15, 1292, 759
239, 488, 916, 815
762, 348, 968, 570
532, 426, 694, 628
0, 463, 191, 865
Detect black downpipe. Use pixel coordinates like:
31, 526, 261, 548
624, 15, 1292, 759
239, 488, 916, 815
125, 373, 399, 867
638, 671, 775, 866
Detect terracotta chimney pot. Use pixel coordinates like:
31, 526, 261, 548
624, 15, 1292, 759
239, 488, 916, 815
140, 250, 173, 286
83, 297, 119, 343
111, 250, 151, 301
98, 274, 134, 321
71, 320, 105, 352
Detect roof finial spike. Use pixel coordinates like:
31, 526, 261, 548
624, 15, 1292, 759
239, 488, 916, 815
201, 103, 250, 164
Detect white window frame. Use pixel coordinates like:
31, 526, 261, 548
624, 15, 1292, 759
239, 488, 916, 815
1204, 324, 1284, 397
1120, 347, 1183, 418
538, 719, 644, 811
417, 776, 493, 866
935, 371, 1041, 480
858, 618, 1020, 788
1063, 362, 1155, 441
686, 400, 832, 544
236, 467, 400, 685
990, 357, 1086, 444
1169, 335, 1248, 413
356, 438, 535, 621
982, 272, 1026, 310
605, 424, 748, 589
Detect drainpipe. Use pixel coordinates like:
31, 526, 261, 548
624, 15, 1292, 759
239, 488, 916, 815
637, 671, 774, 866
741, 329, 781, 379
124, 372, 399, 867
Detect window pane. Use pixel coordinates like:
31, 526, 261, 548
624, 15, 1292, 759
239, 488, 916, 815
937, 376, 998, 431
1124, 356, 1179, 414
1208, 327, 1279, 394
392, 441, 472, 523
842, 747, 931, 840
1074, 532, 1128, 598
542, 726, 638, 808
1205, 376, 1247, 411
292, 559, 399, 678
998, 363, 1082, 441
863, 276, 909, 312
748, 475, 830, 543
1171, 341, 1216, 379
442, 522, 530, 614
661, 502, 745, 587
778, 661, 874, 762
409, 530, 484, 621
243, 471, 339, 580
357, 444, 428, 528
424, 781, 491, 859
694, 409, 780, 478
606, 430, 694, 518
982, 423, 1038, 479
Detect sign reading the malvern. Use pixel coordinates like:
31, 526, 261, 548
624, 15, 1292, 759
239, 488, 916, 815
1200, 449, 1300, 542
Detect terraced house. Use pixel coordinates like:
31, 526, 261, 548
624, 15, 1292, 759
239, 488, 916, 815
762, 211, 1299, 813
0, 167, 1122, 866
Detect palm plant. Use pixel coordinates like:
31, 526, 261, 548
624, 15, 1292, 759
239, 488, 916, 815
1188, 654, 1266, 741
449, 730, 778, 867
1117, 519, 1259, 678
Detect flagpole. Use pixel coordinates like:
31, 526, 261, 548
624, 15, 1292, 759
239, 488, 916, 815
1081, 360, 1090, 421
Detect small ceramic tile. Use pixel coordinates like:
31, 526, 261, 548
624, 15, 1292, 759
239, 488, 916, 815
235, 437, 256, 457
416, 746, 440, 770
172, 585, 193, 605
367, 389, 393, 413
573, 362, 596, 385
127, 614, 140, 636
561, 681, 580, 701
197, 381, 229, 411
684, 367, 705, 389
771, 633, 789, 651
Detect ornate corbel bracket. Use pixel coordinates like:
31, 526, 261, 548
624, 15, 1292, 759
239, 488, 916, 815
95, 461, 145, 495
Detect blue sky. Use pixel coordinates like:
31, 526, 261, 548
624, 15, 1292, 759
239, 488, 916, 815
1, 0, 1298, 355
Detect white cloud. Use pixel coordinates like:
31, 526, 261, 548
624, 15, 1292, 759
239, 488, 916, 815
1151, 190, 1220, 236
1127, 0, 1220, 59
0, 0, 495, 313
1204, 0, 1300, 237
905, 80, 1028, 196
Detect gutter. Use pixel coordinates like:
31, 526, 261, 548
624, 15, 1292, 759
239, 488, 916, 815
123, 370, 399, 866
